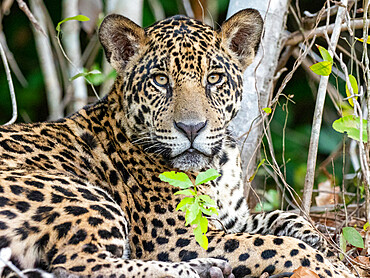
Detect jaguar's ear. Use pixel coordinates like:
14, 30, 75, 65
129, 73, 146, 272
218, 9, 263, 70
99, 14, 146, 72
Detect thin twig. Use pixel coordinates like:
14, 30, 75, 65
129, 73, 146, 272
361, 0, 370, 255
285, 18, 370, 46
0, 31, 27, 87
16, 0, 46, 36
291, 47, 341, 114
1, 0, 15, 15
0, 42, 17, 125
0, 257, 27, 278
56, 35, 100, 102
302, 0, 347, 216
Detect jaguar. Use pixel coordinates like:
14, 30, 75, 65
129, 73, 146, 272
0, 9, 354, 278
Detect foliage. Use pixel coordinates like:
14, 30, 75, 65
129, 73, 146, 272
255, 189, 280, 212
159, 169, 220, 250
248, 158, 265, 182
309, 45, 333, 76
342, 227, 364, 249
332, 115, 368, 142
262, 107, 272, 114
345, 74, 358, 107
56, 15, 90, 33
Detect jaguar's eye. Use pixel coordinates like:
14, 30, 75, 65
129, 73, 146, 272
153, 74, 169, 87
207, 73, 222, 85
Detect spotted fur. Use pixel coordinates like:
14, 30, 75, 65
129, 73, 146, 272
0, 9, 354, 278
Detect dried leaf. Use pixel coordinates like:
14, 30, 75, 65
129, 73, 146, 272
291, 266, 320, 278
354, 256, 370, 266
314, 180, 341, 206
352, 256, 370, 277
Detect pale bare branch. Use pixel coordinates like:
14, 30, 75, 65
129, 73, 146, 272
285, 18, 370, 46
302, 0, 347, 216
30, 0, 63, 120
16, 0, 46, 36
0, 31, 27, 87
62, 0, 88, 112
0, 41, 17, 125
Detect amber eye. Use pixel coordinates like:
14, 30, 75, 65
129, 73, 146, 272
207, 73, 222, 85
153, 74, 169, 87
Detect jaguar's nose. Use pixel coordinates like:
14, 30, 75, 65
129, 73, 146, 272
174, 121, 207, 143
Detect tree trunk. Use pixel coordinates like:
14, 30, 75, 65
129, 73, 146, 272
62, 0, 88, 112
30, 0, 63, 120
227, 1, 290, 197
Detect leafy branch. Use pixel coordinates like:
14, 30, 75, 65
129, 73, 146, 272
159, 169, 220, 250
55, 15, 101, 101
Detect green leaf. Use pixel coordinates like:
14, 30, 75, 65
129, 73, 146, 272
56, 15, 90, 32
364, 222, 370, 231
198, 195, 216, 206
342, 227, 364, 248
176, 197, 194, 211
316, 45, 333, 63
345, 74, 358, 107
248, 158, 265, 182
159, 171, 193, 189
262, 107, 271, 114
339, 233, 346, 260
174, 189, 196, 196
332, 115, 368, 142
185, 203, 200, 225
200, 206, 218, 216
356, 36, 370, 44
309, 61, 332, 76
199, 216, 208, 234
195, 169, 221, 185
69, 70, 101, 81
194, 225, 208, 250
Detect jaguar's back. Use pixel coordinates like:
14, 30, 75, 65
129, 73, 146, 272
0, 9, 354, 278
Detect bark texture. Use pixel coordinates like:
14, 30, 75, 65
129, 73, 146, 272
227, 0, 290, 184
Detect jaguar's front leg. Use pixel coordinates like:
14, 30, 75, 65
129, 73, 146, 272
211, 144, 334, 259
247, 210, 324, 249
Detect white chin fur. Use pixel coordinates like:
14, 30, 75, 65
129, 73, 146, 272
171, 152, 210, 171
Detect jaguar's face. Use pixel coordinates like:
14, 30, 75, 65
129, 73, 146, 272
99, 10, 263, 171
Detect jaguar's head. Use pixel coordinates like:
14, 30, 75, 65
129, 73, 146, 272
99, 9, 263, 171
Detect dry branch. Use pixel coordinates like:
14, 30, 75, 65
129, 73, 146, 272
0, 31, 27, 87
302, 0, 347, 216
30, 0, 63, 120
62, 0, 88, 112
16, 0, 46, 36
361, 0, 370, 255
285, 18, 370, 46
0, 42, 17, 125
